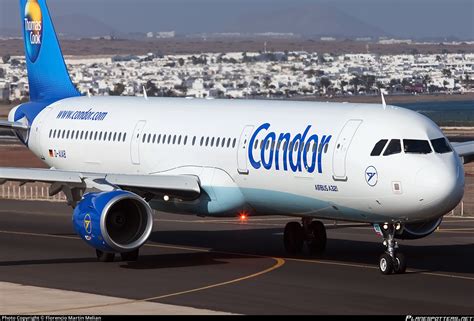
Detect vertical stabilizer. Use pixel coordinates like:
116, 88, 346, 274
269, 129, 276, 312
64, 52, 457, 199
20, 0, 80, 102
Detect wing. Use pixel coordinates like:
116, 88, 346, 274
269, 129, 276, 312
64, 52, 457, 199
0, 167, 201, 207
451, 141, 474, 164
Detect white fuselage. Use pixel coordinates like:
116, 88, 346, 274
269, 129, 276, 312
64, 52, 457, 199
22, 96, 464, 224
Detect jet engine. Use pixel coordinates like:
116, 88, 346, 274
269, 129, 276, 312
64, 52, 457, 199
396, 217, 442, 240
73, 190, 153, 253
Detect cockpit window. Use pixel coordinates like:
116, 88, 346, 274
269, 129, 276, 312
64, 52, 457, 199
371, 139, 388, 156
383, 139, 401, 156
431, 138, 452, 154
403, 139, 432, 154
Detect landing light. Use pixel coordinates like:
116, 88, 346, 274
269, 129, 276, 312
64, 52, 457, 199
239, 212, 248, 222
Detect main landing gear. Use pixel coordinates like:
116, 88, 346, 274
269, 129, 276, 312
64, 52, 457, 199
284, 218, 327, 255
378, 223, 406, 275
95, 249, 140, 263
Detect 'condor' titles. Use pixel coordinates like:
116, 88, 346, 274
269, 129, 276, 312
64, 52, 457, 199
23, 0, 43, 63
249, 123, 332, 174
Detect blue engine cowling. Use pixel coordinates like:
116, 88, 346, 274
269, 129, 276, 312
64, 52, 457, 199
73, 190, 154, 253
396, 217, 443, 240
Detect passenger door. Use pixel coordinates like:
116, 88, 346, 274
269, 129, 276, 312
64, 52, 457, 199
130, 120, 146, 165
237, 125, 254, 175
332, 119, 363, 181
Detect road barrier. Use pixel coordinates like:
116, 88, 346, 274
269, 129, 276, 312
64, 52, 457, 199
0, 182, 66, 202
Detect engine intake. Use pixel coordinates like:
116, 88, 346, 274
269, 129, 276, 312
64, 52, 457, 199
73, 190, 153, 253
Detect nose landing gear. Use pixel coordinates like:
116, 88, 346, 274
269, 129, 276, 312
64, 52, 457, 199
378, 223, 406, 275
283, 218, 327, 255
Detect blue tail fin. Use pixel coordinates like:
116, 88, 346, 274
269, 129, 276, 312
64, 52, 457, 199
20, 0, 80, 102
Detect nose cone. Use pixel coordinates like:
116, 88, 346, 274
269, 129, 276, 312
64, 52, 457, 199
416, 157, 464, 215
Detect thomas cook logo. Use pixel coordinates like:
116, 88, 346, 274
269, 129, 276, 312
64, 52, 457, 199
24, 0, 43, 63
84, 214, 92, 235
365, 166, 378, 187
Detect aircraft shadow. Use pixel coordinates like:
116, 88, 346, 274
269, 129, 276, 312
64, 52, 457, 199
0, 252, 237, 270
148, 228, 474, 275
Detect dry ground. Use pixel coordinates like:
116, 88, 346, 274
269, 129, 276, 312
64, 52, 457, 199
1, 38, 474, 56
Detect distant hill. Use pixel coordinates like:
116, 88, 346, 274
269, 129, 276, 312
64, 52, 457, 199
233, 4, 387, 38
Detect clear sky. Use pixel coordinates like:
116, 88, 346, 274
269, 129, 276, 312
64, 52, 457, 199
1, 0, 473, 39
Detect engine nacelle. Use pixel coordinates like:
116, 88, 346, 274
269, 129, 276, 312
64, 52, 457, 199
73, 190, 153, 253
396, 217, 442, 240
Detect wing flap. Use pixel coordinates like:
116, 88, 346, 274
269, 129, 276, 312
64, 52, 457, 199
0, 167, 83, 184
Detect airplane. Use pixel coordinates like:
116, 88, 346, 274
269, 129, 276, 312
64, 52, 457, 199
1, 0, 473, 275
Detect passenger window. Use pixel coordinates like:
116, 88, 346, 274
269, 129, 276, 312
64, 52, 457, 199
62, 130, 66, 139
371, 139, 388, 156
148, 134, 152, 143
211, 137, 215, 147
173, 135, 177, 144
233, 138, 237, 148
113, 132, 117, 142
152, 134, 156, 143
178, 135, 182, 145
53, 129, 56, 138
255, 139, 259, 150
206, 137, 209, 146
123, 133, 127, 142
157, 134, 161, 144
192, 136, 196, 146
431, 138, 452, 154
227, 138, 231, 148
76, 131, 80, 140
163, 134, 167, 143
118, 133, 122, 142
324, 144, 329, 153
108, 132, 112, 141
94, 132, 98, 141
403, 139, 432, 154
168, 135, 172, 144
383, 139, 401, 156
184, 136, 188, 145
216, 137, 220, 147
98, 132, 102, 141
142, 134, 146, 143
